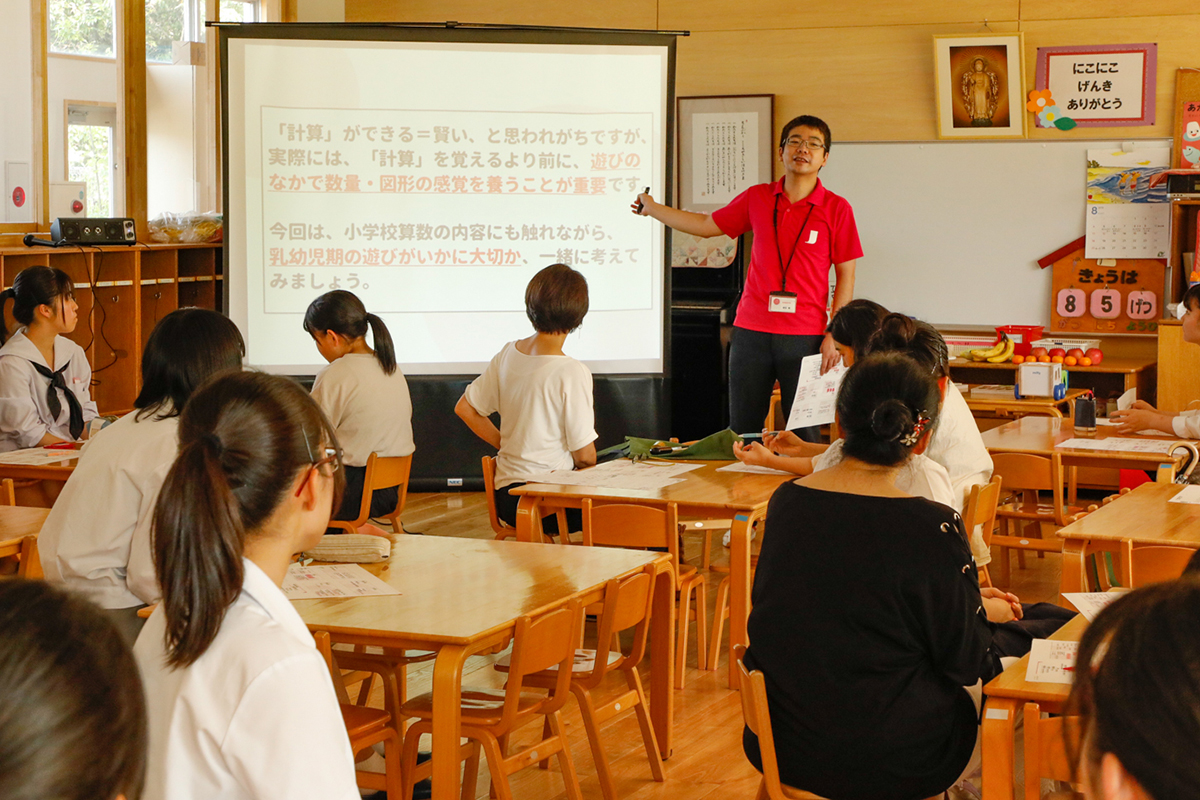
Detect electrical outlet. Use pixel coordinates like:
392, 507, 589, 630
447, 478, 463, 487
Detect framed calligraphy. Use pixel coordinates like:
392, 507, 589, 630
933, 33, 1026, 139
1035, 44, 1156, 127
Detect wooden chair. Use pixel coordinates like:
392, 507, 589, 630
0, 478, 15, 506
329, 644, 436, 740
400, 602, 585, 800
733, 645, 829, 800
313, 631, 403, 799
708, 553, 758, 672
962, 476, 1003, 588
1023, 702, 1084, 800
483, 455, 571, 544
495, 566, 663, 800
1121, 540, 1196, 588
991, 453, 1084, 587
0, 534, 40, 578
329, 452, 412, 534
580, 499, 708, 686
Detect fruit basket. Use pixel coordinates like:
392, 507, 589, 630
994, 325, 1045, 356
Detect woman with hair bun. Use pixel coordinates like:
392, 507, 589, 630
0, 266, 97, 451
741, 352, 1015, 800
304, 290, 413, 528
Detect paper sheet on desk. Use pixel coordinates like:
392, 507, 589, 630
716, 462, 793, 476
1063, 591, 1127, 621
523, 459, 704, 491
0, 447, 78, 466
1025, 639, 1079, 684
1057, 437, 1176, 454
787, 354, 845, 431
1169, 485, 1200, 504
283, 564, 399, 600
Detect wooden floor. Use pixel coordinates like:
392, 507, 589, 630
357, 490, 1066, 800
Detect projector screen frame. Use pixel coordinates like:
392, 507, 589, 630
216, 21, 679, 380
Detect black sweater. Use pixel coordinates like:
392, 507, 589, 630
743, 482, 992, 800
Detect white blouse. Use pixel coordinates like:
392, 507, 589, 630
134, 559, 360, 800
0, 330, 97, 451
38, 409, 179, 609
311, 353, 414, 468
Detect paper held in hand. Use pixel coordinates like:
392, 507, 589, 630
786, 354, 846, 431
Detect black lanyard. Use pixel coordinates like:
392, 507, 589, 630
772, 194, 815, 293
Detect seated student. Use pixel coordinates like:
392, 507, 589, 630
742, 352, 1013, 800
455, 263, 597, 533
304, 290, 414, 528
38, 308, 245, 644
1112, 283, 1200, 436
0, 579, 146, 800
133, 371, 359, 800
1067, 577, 1200, 800
733, 302, 956, 508
0, 266, 97, 451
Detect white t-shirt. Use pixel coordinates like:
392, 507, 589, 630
1174, 409, 1200, 439
0, 330, 97, 451
813, 439, 957, 509
311, 353, 414, 468
926, 382, 994, 505
134, 559, 359, 800
38, 408, 179, 608
463, 341, 597, 488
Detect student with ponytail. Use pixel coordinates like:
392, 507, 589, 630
39, 308, 245, 643
133, 371, 359, 800
742, 353, 1012, 800
304, 290, 414, 526
0, 266, 97, 451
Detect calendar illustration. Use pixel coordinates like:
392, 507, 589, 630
1085, 147, 1170, 259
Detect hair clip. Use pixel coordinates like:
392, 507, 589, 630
899, 412, 930, 447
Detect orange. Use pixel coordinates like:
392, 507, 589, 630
1077, 356, 1092, 366
1011, 354, 1025, 364
1039, 355, 1052, 363
1051, 356, 1064, 363
1063, 356, 1077, 366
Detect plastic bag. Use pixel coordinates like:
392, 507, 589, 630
148, 211, 223, 243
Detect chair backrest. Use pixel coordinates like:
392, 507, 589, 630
0, 478, 14, 506
335, 452, 413, 530
581, 500, 678, 560
500, 600, 581, 731
992, 452, 1068, 525
578, 567, 656, 689
481, 455, 513, 537
18, 536, 41, 579
1023, 702, 1082, 800
1124, 541, 1196, 588
962, 475, 1003, 548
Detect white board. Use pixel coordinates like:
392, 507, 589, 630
819, 139, 1170, 328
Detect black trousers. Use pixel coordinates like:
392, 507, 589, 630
494, 483, 582, 535
333, 464, 399, 521
728, 327, 825, 441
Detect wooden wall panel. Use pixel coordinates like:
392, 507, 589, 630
1021, 0, 1200, 21
1023, 14, 1200, 141
676, 22, 1020, 146
345, 0, 657, 30
660, 0, 1018, 34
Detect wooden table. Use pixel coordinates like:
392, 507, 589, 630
981, 614, 1086, 800
294, 535, 676, 800
981, 416, 1189, 487
511, 460, 793, 687
1055, 481, 1200, 596
0, 505, 52, 572
964, 386, 1089, 421
0, 450, 80, 508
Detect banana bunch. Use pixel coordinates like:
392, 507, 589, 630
968, 335, 1015, 363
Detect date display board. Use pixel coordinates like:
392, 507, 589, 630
1044, 238, 1163, 335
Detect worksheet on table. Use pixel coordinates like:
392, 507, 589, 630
523, 459, 705, 491
283, 564, 399, 600
1025, 639, 1079, 684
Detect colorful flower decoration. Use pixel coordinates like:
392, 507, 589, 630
1038, 106, 1063, 126
1026, 89, 1054, 113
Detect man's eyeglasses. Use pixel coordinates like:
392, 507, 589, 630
295, 446, 342, 497
783, 137, 826, 152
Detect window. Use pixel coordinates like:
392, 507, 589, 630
146, 0, 185, 63
219, 0, 258, 22
66, 104, 116, 217
48, 0, 115, 58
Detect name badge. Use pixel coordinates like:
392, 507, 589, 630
768, 291, 797, 314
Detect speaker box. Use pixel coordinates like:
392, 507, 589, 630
51, 217, 136, 246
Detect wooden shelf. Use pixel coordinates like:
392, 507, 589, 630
0, 243, 223, 414
950, 355, 1156, 406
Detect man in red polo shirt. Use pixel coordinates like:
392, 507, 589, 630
633, 115, 862, 440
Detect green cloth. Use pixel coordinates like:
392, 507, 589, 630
598, 428, 742, 462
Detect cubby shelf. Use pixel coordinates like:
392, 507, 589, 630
0, 243, 223, 415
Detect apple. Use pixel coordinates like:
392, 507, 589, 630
1030, 347, 1049, 358
1085, 348, 1104, 364
1049, 348, 1067, 359
1067, 348, 1085, 360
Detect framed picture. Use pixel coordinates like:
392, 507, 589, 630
676, 94, 774, 214
933, 33, 1026, 139
1033, 44, 1156, 128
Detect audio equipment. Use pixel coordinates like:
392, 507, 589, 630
23, 217, 137, 247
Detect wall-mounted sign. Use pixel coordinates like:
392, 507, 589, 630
1035, 44, 1157, 127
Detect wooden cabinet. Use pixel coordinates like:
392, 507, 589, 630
0, 243, 223, 414
1157, 319, 1200, 415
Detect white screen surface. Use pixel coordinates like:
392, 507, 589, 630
225, 35, 670, 374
